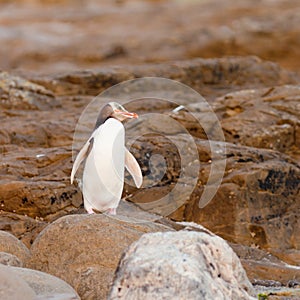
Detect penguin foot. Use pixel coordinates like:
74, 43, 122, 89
87, 208, 95, 214
107, 208, 117, 215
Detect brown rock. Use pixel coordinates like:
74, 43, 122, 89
230, 243, 300, 286
0, 230, 30, 266
0, 108, 81, 148
0, 147, 82, 220
178, 140, 299, 262
0, 1, 300, 73
124, 135, 299, 264
0, 71, 57, 110
28, 214, 173, 300
0, 211, 47, 248
109, 231, 255, 300
213, 85, 300, 160
34, 57, 298, 97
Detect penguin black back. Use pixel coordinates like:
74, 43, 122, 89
94, 103, 114, 130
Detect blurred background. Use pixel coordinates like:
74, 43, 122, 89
0, 0, 299, 75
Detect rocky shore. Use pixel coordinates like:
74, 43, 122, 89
0, 0, 299, 299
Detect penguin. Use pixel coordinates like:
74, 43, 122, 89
71, 102, 143, 215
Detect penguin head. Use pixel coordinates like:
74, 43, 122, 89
94, 102, 138, 129
109, 102, 138, 121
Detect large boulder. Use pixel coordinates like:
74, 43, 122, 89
175, 222, 300, 286
109, 231, 255, 300
28, 214, 173, 299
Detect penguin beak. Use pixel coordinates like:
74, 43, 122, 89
113, 109, 138, 121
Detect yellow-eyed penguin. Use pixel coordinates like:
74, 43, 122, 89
71, 102, 143, 215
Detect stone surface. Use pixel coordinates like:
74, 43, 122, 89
230, 243, 300, 286
28, 214, 173, 300
0, 6, 299, 294
8, 265, 80, 300
213, 85, 300, 161
0, 0, 299, 296
34, 56, 298, 98
0, 251, 22, 267
254, 286, 300, 300
0, 211, 47, 248
0, 147, 82, 221
0, 264, 36, 300
0, 0, 299, 73
125, 134, 299, 265
0, 230, 30, 265
0, 71, 57, 110
109, 231, 255, 300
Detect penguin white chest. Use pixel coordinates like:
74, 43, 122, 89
83, 118, 125, 212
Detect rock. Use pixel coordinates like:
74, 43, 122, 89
0, 264, 36, 300
254, 285, 300, 300
176, 223, 300, 286
0, 109, 79, 148
0, 1, 300, 73
0, 252, 22, 267
0, 230, 30, 265
213, 85, 300, 161
0, 71, 57, 110
125, 134, 299, 263
34, 57, 298, 97
0, 147, 82, 221
230, 243, 300, 286
28, 214, 173, 300
0, 211, 47, 248
7, 265, 80, 300
108, 231, 255, 300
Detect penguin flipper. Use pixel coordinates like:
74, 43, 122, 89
125, 148, 143, 188
71, 138, 94, 184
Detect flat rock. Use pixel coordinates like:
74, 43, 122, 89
212, 85, 300, 161
230, 243, 300, 286
0, 0, 299, 73
0, 114, 75, 148
34, 56, 298, 98
28, 214, 173, 300
109, 231, 255, 300
0, 230, 30, 265
0, 146, 82, 221
0, 71, 57, 110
